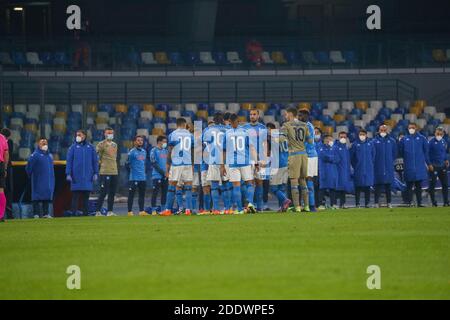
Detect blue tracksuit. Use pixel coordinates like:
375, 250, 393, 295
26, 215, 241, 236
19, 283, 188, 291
373, 134, 397, 185
350, 139, 376, 187
149, 147, 168, 179
127, 147, 147, 181
318, 144, 339, 189
26, 148, 55, 201
398, 133, 430, 182
66, 141, 99, 191
429, 137, 448, 166
335, 142, 352, 192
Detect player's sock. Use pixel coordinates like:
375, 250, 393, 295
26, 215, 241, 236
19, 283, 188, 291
225, 181, 233, 210
232, 185, 243, 211
271, 185, 288, 206
301, 186, 309, 208
192, 190, 198, 212
245, 182, 255, 205
255, 185, 263, 210
0, 192, 6, 219
176, 189, 184, 210
184, 185, 192, 211
203, 192, 211, 211
211, 181, 221, 211
280, 184, 287, 207
291, 184, 300, 208
220, 183, 227, 210
307, 180, 315, 208
165, 185, 176, 211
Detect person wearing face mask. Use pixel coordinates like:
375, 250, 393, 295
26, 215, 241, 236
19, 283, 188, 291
66, 130, 99, 216
149, 135, 169, 215
335, 131, 352, 209
25, 138, 55, 218
398, 123, 430, 207
428, 127, 449, 207
373, 125, 397, 208
317, 135, 339, 209
350, 129, 376, 208
95, 127, 119, 217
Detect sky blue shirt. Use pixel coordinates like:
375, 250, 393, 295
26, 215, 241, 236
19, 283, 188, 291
149, 147, 168, 180
305, 121, 318, 158
203, 124, 227, 165
224, 127, 251, 168
271, 131, 289, 169
169, 129, 194, 166
241, 122, 267, 160
128, 147, 147, 181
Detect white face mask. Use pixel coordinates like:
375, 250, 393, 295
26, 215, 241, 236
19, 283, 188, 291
380, 132, 387, 138
41, 145, 48, 152
314, 134, 321, 141
339, 138, 347, 144
328, 141, 334, 147
408, 128, 416, 135
106, 134, 114, 141
76, 136, 83, 143
436, 136, 443, 141
162, 143, 167, 149
359, 135, 367, 142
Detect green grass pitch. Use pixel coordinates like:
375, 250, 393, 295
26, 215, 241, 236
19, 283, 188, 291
0, 207, 449, 300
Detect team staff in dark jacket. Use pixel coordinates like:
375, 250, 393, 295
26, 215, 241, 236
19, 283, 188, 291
350, 129, 375, 208
318, 135, 339, 209
398, 123, 430, 207
335, 131, 352, 208
373, 125, 397, 208
428, 127, 449, 207
66, 130, 99, 216
26, 138, 55, 218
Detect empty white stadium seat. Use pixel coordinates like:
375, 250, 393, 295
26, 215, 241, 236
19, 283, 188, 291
26, 52, 43, 65
416, 119, 427, 129
200, 52, 215, 64
0, 52, 13, 65
262, 52, 274, 64
10, 118, 23, 129
263, 115, 275, 123
405, 113, 417, 122
26, 111, 40, 121
329, 51, 346, 63
434, 113, 446, 122
341, 101, 354, 112
136, 129, 149, 137
185, 103, 198, 113
148, 135, 158, 146
169, 110, 181, 118
385, 100, 398, 110
168, 123, 177, 130
322, 109, 335, 117
19, 148, 32, 160
86, 117, 95, 125
141, 52, 157, 65
336, 125, 349, 133
228, 103, 240, 113
72, 104, 83, 113
154, 123, 167, 131
327, 102, 340, 112
96, 124, 108, 131
362, 114, 374, 123
354, 120, 365, 128
14, 104, 27, 114
370, 100, 383, 110
44, 104, 56, 114
391, 114, 403, 122
424, 106, 436, 116
140, 111, 153, 120
214, 103, 226, 111
227, 52, 242, 64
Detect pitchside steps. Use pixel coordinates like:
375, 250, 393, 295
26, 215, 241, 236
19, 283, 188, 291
1, 100, 449, 162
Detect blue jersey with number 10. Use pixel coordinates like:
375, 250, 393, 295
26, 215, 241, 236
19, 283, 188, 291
224, 127, 250, 168
305, 121, 317, 158
271, 131, 289, 168
203, 124, 227, 165
168, 129, 194, 166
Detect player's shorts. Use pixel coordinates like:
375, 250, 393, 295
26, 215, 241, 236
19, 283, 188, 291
270, 167, 288, 186
228, 165, 253, 183
288, 153, 308, 180
0, 162, 5, 188
192, 171, 200, 187
201, 170, 210, 187
307, 157, 318, 177
169, 165, 193, 183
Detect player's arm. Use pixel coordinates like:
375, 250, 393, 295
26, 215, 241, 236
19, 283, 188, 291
150, 149, 166, 177
305, 125, 312, 144
166, 145, 173, 178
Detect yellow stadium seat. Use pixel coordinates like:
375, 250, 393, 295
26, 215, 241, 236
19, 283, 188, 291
87, 104, 97, 113
241, 103, 253, 110
197, 110, 208, 119
443, 118, 450, 124
384, 119, 396, 128
24, 123, 38, 133
271, 51, 287, 64
298, 102, 311, 110
96, 117, 108, 124
3, 105, 12, 113
122, 140, 133, 149
143, 104, 155, 113
355, 101, 368, 111
312, 120, 323, 129
323, 126, 334, 135
413, 100, 426, 109
238, 116, 247, 123
155, 52, 170, 65
53, 124, 66, 132
154, 111, 167, 119
115, 104, 127, 113
55, 111, 67, 119
152, 128, 165, 136
409, 107, 421, 116
333, 114, 345, 123
432, 49, 448, 63
256, 103, 268, 111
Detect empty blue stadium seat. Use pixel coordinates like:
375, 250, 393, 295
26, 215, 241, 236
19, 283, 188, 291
128, 52, 142, 66
12, 52, 27, 65
186, 52, 200, 65
315, 51, 331, 64
213, 52, 228, 65
39, 52, 54, 65
169, 52, 184, 65
54, 52, 71, 66
284, 51, 299, 65
157, 104, 170, 112
343, 51, 358, 64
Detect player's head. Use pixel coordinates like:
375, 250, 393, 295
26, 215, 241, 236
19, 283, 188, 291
134, 135, 144, 148
213, 112, 224, 125
223, 112, 231, 125
359, 129, 368, 141
338, 131, 347, 143
176, 117, 187, 129
298, 108, 309, 122
37, 137, 48, 151
323, 134, 333, 146
408, 122, 417, 135
379, 125, 389, 137
435, 127, 445, 140
398, 133, 405, 141
75, 130, 86, 143
230, 113, 239, 129
314, 127, 322, 141
104, 127, 114, 140
1, 128, 11, 138
285, 107, 297, 121
249, 108, 260, 123
157, 135, 167, 148
266, 122, 276, 134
